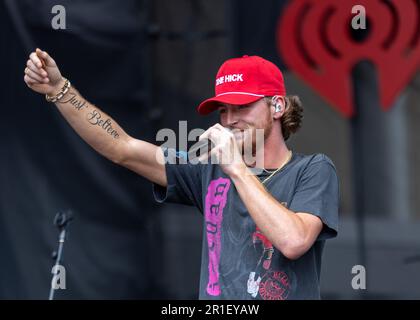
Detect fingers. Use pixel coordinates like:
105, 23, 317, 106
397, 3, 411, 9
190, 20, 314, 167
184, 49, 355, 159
25, 49, 52, 86
198, 124, 222, 142
199, 124, 233, 145
198, 129, 211, 143
36, 48, 55, 67
24, 67, 49, 83
213, 123, 225, 131
35, 49, 46, 68
195, 125, 233, 164
26, 59, 48, 78
24, 74, 36, 86
30, 51, 43, 69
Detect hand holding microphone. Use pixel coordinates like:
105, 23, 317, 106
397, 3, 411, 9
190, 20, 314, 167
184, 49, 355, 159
188, 126, 233, 162
189, 124, 246, 176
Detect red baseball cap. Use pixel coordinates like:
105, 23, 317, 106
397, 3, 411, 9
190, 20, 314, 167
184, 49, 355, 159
197, 55, 286, 115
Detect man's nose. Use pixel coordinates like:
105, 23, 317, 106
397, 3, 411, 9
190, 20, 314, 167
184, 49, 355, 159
226, 108, 238, 126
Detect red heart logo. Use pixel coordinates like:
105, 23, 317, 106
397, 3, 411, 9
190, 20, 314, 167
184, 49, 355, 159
277, 0, 420, 118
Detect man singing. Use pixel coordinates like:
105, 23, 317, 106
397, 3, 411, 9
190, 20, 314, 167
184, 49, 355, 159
24, 49, 339, 299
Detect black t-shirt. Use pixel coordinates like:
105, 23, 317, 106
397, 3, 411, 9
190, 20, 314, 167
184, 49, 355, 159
153, 148, 339, 300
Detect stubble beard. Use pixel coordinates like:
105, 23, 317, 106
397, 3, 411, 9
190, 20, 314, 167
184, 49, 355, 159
235, 115, 273, 166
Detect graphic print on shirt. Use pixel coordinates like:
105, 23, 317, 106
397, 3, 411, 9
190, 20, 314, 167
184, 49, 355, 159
259, 270, 291, 300
247, 202, 292, 300
247, 226, 274, 297
204, 178, 231, 296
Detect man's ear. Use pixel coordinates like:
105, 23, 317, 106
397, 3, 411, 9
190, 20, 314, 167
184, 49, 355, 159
271, 96, 286, 119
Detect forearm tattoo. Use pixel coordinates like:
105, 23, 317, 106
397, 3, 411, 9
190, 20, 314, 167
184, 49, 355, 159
86, 109, 120, 139
58, 91, 87, 111
58, 91, 120, 139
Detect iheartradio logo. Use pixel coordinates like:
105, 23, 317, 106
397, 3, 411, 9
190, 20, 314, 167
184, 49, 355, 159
277, 0, 420, 118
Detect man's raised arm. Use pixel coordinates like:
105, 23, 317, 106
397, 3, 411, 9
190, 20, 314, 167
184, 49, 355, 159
24, 48, 166, 187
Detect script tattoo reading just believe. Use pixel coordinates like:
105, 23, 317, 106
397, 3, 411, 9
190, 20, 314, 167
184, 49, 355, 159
57, 91, 120, 139
58, 91, 87, 111
86, 109, 120, 139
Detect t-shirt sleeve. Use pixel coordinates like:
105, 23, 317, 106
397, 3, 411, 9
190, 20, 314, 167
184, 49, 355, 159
152, 147, 204, 211
289, 154, 339, 241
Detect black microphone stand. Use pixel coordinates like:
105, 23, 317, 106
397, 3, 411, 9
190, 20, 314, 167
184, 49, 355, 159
49, 210, 74, 300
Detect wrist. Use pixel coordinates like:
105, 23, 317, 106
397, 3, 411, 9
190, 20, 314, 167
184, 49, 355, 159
45, 77, 71, 103
48, 77, 66, 96
229, 163, 249, 180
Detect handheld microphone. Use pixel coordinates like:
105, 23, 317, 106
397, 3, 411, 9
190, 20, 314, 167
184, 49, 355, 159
188, 127, 233, 160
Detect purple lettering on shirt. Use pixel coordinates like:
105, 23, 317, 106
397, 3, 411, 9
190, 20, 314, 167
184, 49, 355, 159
205, 178, 231, 296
